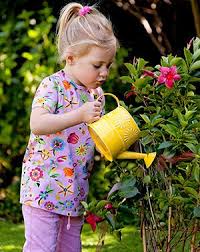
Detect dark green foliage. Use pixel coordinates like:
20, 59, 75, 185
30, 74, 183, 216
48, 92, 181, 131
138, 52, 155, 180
0, 6, 58, 222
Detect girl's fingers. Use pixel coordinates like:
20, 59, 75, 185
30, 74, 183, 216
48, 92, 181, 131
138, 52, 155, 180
93, 116, 100, 121
94, 101, 101, 107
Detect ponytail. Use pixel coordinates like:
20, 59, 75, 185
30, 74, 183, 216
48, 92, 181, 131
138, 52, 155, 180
56, 2, 117, 62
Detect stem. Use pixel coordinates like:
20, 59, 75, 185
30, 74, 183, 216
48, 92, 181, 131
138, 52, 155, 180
181, 228, 188, 252
142, 219, 147, 252
190, 0, 200, 36
140, 202, 147, 252
166, 177, 172, 252
190, 220, 198, 252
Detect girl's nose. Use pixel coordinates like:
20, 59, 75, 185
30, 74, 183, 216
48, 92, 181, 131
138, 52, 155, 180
100, 67, 109, 78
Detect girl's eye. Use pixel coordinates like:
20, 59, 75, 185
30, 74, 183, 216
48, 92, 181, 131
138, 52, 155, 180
93, 64, 101, 69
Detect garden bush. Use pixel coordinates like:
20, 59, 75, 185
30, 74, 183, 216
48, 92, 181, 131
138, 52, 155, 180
84, 37, 200, 252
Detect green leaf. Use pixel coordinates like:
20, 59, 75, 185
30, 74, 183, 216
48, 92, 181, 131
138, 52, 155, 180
184, 143, 197, 153
184, 187, 199, 199
118, 187, 139, 198
137, 58, 148, 71
158, 141, 173, 149
193, 164, 200, 183
193, 37, 200, 52
184, 48, 193, 66
80, 201, 88, 210
193, 207, 200, 218
160, 124, 178, 137
28, 29, 39, 38
22, 52, 33, 60
134, 78, 148, 88
190, 60, 200, 72
124, 63, 138, 78
143, 175, 151, 184
174, 108, 187, 128
140, 114, 150, 124
105, 212, 116, 230
170, 57, 183, 66
120, 76, 133, 83
95, 200, 110, 211
192, 48, 200, 61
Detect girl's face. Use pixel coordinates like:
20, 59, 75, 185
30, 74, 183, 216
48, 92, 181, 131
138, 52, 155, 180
65, 46, 116, 89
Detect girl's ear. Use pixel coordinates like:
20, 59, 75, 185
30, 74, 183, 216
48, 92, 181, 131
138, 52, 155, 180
66, 52, 76, 65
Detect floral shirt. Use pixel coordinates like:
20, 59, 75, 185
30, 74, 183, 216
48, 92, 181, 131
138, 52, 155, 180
20, 70, 103, 217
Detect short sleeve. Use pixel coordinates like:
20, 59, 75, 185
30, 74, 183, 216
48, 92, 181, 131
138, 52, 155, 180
96, 87, 105, 116
32, 76, 58, 113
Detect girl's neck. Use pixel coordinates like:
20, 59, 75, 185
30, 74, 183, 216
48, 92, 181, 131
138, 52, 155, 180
63, 66, 77, 84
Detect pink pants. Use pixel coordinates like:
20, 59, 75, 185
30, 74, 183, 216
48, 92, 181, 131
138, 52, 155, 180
22, 205, 84, 252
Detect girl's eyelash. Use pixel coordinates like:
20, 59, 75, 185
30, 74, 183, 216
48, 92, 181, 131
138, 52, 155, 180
93, 65, 101, 68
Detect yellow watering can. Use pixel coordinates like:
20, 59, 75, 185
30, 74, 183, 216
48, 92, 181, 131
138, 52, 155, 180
88, 93, 156, 168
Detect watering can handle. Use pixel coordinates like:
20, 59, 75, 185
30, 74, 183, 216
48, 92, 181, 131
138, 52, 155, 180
97, 93, 120, 108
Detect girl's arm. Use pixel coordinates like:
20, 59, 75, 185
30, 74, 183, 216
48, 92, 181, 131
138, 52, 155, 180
30, 100, 102, 135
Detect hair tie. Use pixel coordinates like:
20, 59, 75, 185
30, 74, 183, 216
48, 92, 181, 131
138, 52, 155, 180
79, 6, 92, 16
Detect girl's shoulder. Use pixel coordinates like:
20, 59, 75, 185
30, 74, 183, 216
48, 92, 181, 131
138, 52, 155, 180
41, 70, 63, 84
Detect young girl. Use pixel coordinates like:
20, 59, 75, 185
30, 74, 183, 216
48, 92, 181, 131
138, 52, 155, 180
20, 2, 117, 252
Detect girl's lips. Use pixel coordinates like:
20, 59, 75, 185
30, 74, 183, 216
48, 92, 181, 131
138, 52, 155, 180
96, 80, 105, 85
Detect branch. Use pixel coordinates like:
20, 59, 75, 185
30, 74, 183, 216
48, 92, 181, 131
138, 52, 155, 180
190, 0, 200, 37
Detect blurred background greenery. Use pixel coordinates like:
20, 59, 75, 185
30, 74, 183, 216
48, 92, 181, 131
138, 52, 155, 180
0, 0, 199, 250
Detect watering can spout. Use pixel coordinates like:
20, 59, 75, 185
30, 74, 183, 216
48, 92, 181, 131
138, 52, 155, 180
116, 151, 156, 168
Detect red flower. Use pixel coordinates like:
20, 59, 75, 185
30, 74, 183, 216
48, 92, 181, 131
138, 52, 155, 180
157, 66, 181, 89
143, 69, 155, 78
85, 212, 104, 232
104, 203, 113, 210
104, 203, 116, 214
169, 151, 195, 164
157, 155, 168, 171
125, 86, 137, 99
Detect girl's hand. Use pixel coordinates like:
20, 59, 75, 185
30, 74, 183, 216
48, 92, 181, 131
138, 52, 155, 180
79, 100, 102, 123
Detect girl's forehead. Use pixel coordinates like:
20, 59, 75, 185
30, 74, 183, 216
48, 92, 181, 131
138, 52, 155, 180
87, 46, 116, 61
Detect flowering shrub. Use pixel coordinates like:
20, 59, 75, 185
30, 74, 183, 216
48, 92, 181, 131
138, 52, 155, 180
83, 37, 200, 251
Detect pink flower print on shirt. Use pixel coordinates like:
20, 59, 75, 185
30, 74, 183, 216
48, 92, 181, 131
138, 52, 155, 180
30, 167, 43, 181
44, 201, 55, 211
57, 156, 67, 162
67, 133, 79, 144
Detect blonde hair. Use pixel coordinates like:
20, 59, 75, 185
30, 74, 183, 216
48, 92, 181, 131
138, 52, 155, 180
56, 2, 118, 62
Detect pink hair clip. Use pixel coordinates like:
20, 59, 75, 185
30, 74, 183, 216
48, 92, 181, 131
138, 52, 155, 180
79, 6, 92, 16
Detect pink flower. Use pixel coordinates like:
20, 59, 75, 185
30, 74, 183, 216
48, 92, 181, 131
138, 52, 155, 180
104, 203, 113, 210
157, 66, 181, 89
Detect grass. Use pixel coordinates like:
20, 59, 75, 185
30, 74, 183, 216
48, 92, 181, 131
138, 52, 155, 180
0, 220, 142, 252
